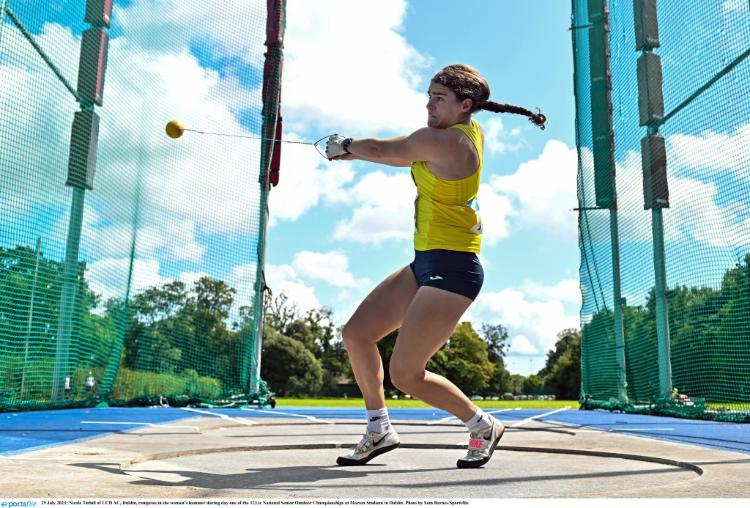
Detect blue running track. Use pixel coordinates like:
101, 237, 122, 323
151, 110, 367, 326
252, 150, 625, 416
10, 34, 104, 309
1, 406, 748, 456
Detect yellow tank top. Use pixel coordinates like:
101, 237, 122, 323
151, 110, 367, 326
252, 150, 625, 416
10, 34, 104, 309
411, 119, 483, 253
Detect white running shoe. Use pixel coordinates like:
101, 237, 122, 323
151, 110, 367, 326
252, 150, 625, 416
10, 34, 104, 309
336, 427, 400, 466
456, 417, 505, 469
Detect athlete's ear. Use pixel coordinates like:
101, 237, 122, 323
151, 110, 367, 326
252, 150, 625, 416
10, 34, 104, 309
461, 98, 473, 113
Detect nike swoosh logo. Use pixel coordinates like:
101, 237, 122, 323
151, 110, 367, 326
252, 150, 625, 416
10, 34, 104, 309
429, 275, 443, 280
373, 436, 386, 447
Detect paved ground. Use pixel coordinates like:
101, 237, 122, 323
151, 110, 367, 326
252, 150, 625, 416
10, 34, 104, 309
1, 408, 749, 499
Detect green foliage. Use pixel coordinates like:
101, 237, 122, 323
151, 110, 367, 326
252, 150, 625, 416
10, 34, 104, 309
583, 254, 750, 412
523, 374, 544, 395
479, 323, 511, 396
508, 374, 525, 395
376, 323, 499, 397
8, 240, 747, 417
110, 367, 222, 403
429, 322, 494, 395
543, 328, 581, 400
260, 326, 323, 396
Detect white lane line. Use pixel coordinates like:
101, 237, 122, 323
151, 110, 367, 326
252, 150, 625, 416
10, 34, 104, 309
1, 456, 134, 461
181, 408, 257, 426
80, 421, 199, 432
429, 408, 516, 426
610, 427, 675, 432
487, 408, 518, 416
510, 407, 570, 428
240, 407, 333, 424
544, 417, 720, 451
429, 415, 460, 425
543, 419, 676, 434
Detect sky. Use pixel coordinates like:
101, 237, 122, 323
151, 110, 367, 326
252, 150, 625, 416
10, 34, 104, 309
3, 0, 745, 380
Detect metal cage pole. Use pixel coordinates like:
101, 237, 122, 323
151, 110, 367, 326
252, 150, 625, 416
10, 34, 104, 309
587, 0, 629, 404
634, 0, 672, 399
248, 0, 286, 399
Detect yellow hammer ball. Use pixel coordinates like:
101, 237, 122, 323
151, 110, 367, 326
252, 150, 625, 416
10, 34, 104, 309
165, 119, 185, 139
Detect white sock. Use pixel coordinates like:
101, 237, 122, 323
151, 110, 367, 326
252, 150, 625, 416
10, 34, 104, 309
463, 409, 492, 434
366, 408, 390, 434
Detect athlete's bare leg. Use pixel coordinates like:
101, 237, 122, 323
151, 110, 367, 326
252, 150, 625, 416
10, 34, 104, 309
341, 266, 419, 410
388, 286, 478, 421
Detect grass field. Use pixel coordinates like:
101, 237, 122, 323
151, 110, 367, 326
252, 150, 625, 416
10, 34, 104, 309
275, 397, 578, 409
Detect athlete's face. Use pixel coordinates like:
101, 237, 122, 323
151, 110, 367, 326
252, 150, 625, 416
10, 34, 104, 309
426, 82, 472, 128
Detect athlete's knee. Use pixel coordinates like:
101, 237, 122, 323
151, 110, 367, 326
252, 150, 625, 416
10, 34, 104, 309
341, 320, 375, 349
389, 358, 424, 392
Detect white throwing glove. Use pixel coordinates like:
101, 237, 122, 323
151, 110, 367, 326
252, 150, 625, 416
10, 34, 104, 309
325, 134, 352, 160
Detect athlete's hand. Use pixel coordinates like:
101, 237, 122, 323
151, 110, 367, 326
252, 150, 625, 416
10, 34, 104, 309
326, 134, 352, 160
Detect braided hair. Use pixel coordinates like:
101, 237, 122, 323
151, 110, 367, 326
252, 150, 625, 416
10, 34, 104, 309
431, 64, 547, 130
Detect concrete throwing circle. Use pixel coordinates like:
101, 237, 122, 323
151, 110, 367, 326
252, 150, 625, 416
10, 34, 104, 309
121, 442, 702, 499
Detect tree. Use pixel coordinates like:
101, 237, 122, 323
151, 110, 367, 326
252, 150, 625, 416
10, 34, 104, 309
543, 328, 581, 400
479, 323, 511, 396
429, 322, 494, 395
131, 281, 189, 325
481, 323, 510, 362
508, 374, 525, 395
523, 374, 544, 395
263, 292, 300, 333
261, 292, 348, 395
260, 326, 323, 396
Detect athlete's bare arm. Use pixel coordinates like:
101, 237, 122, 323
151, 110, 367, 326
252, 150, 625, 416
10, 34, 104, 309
337, 128, 460, 168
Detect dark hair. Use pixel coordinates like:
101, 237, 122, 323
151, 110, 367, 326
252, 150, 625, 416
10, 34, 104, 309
431, 64, 547, 130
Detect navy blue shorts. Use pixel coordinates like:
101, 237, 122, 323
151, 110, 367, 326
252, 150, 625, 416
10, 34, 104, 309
409, 249, 484, 301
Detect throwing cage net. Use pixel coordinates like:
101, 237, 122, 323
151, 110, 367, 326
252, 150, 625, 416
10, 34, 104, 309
0, 0, 286, 411
573, 0, 750, 421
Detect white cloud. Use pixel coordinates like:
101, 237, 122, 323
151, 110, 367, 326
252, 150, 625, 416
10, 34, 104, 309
115, 0, 266, 65
476, 183, 514, 246
331, 171, 515, 248
483, 117, 522, 155
509, 335, 538, 355
722, 0, 746, 16
599, 146, 750, 249
267, 135, 354, 226
0, 16, 267, 263
490, 139, 578, 240
667, 125, 750, 176
54, 206, 206, 263
86, 258, 169, 302
522, 279, 580, 303
333, 171, 415, 244
87, 256, 214, 304
467, 280, 580, 356
253, 249, 371, 325
0, 23, 79, 227
283, 0, 429, 136
265, 263, 321, 314
291, 250, 369, 289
